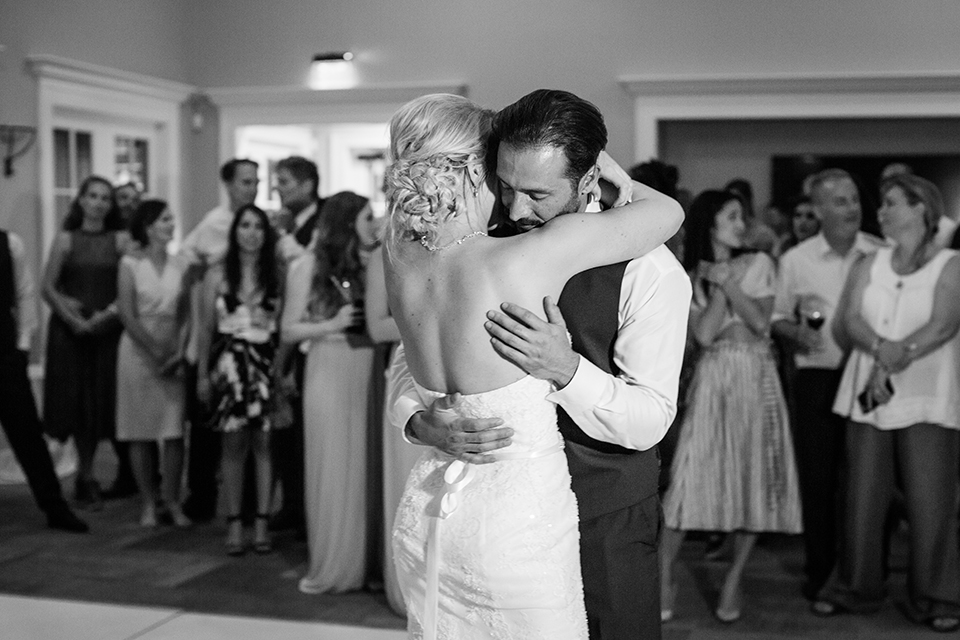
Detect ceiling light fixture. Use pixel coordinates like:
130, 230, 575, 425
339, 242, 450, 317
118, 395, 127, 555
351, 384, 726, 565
309, 51, 357, 90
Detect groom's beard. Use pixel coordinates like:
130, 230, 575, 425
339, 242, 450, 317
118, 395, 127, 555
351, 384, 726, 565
498, 190, 582, 237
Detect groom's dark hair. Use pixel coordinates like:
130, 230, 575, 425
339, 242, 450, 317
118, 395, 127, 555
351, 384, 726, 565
491, 89, 607, 185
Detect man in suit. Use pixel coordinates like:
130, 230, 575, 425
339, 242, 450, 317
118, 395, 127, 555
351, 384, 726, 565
0, 228, 88, 533
389, 89, 690, 639
181, 158, 260, 522
269, 155, 325, 534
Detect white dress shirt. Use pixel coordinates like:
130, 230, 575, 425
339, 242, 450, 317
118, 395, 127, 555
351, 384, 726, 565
773, 232, 882, 370
387, 244, 692, 452
6, 232, 38, 352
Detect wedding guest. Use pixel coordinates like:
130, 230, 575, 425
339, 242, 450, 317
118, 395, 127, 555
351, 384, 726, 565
660, 189, 802, 623
281, 191, 372, 593
180, 158, 259, 523
0, 226, 88, 532
116, 200, 192, 528
268, 155, 325, 535
42, 176, 128, 510
197, 204, 281, 555
814, 174, 960, 633
771, 168, 883, 600
114, 182, 142, 229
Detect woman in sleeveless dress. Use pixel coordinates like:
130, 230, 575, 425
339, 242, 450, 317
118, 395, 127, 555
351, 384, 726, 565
116, 200, 192, 528
384, 94, 683, 640
42, 175, 129, 510
280, 192, 375, 594
814, 174, 960, 632
197, 204, 282, 555
659, 189, 802, 623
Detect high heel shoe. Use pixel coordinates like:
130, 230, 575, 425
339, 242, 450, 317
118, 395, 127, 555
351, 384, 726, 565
166, 502, 192, 528
139, 502, 157, 528
225, 515, 245, 556
714, 580, 742, 624
661, 580, 678, 622
253, 513, 273, 554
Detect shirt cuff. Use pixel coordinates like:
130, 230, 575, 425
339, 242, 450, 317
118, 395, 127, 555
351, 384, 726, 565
393, 394, 423, 444
546, 354, 604, 407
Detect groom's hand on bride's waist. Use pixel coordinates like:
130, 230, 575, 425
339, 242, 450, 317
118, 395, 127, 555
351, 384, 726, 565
407, 393, 513, 465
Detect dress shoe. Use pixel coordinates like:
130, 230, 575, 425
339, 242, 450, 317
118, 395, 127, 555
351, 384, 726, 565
74, 479, 104, 512
46, 507, 90, 533
268, 509, 303, 532
102, 477, 138, 500
181, 500, 216, 523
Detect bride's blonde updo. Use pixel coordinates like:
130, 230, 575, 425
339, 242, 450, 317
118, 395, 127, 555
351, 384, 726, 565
385, 94, 494, 247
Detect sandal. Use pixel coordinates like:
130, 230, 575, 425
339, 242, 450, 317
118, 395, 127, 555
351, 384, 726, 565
810, 600, 846, 617
225, 515, 245, 556
253, 513, 273, 554
929, 616, 960, 633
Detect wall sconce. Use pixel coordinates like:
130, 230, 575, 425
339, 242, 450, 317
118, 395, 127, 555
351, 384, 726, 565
0, 124, 36, 177
308, 51, 357, 90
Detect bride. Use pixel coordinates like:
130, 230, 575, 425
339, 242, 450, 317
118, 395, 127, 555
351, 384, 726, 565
384, 93, 682, 639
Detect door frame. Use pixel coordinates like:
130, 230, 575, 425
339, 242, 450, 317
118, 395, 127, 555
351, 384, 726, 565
28, 54, 193, 254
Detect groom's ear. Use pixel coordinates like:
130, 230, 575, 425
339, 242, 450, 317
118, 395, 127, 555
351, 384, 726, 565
577, 163, 601, 198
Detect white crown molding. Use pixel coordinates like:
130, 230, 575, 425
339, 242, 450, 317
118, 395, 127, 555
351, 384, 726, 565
26, 54, 196, 103
206, 81, 468, 107
618, 72, 960, 97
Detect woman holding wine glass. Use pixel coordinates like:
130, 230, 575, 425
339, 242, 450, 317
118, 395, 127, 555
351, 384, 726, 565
280, 191, 373, 594
660, 188, 802, 623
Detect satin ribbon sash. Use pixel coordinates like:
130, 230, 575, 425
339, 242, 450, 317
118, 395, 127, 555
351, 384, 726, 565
422, 441, 564, 640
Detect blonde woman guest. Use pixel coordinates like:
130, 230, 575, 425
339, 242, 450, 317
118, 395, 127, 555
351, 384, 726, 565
282, 191, 373, 594
814, 174, 960, 633
116, 200, 191, 528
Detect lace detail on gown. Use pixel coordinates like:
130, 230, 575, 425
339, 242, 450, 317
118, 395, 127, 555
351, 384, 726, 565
392, 376, 587, 640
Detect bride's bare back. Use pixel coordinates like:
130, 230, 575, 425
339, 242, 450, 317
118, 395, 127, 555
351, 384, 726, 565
382, 93, 682, 397
386, 232, 568, 394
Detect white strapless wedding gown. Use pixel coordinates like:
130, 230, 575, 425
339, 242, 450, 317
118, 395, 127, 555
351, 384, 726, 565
392, 376, 587, 640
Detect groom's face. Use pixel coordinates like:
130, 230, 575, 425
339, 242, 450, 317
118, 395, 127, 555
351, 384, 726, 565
496, 142, 583, 233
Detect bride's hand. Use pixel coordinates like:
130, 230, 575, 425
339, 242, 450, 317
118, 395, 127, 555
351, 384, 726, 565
596, 150, 633, 207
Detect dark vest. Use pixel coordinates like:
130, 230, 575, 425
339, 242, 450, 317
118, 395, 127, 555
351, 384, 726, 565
557, 261, 660, 520
0, 230, 18, 352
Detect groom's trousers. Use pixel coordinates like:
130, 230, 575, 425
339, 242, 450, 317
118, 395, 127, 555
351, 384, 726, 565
580, 492, 662, 640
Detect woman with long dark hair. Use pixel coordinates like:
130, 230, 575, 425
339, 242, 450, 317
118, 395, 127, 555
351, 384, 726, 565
660, 189, 802, 623
42, 175, 128, 510
281, 191, 372, 594
197, 204, 281, 555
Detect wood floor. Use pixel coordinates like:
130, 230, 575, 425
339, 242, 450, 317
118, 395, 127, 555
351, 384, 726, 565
0, 473, 950, 639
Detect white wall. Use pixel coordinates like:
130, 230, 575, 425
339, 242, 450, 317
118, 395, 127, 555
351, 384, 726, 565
181, 0, 960, 163
0, 0, 190, 293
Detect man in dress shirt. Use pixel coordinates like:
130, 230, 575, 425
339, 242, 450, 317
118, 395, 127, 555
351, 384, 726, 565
268, 155, 325, 534
180, 158, 259, 522
771, 168, 882, 601
389, 89, 691, 640
0, 228, 88, 532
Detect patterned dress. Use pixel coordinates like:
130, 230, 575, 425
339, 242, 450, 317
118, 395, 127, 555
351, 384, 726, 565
663, 253, 802, 533
206, 286, 279, 433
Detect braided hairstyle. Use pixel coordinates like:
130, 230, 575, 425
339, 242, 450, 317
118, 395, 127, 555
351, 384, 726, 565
384, 94, 494, 248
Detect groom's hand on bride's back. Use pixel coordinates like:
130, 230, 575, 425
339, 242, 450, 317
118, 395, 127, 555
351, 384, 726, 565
408, 393, 513, 465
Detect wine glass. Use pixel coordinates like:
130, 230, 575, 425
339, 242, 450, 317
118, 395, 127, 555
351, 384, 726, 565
797, 294, 827, 331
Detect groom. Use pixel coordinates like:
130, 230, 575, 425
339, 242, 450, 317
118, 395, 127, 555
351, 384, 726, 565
388, 89, 691, 639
